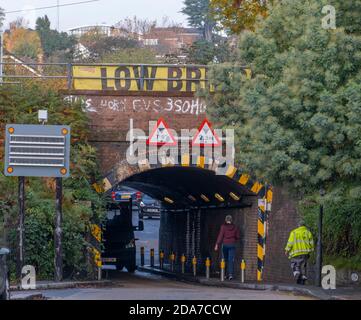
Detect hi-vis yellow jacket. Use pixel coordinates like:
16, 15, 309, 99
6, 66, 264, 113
285, 226, 314, 259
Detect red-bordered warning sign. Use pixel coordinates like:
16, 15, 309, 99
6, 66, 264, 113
192, 118, 221, 147
147, 118, 177, 146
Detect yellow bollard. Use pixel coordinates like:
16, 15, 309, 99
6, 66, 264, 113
150, 248, 154, 267
170, 252, 175, 272
192, 256, 197, 277
140, 247, 145, 266
220, 258, 226, 282
159, 250, 164, 269
240, 259, 246, 283
205, 257, 211, 279
181, 254, 186, 274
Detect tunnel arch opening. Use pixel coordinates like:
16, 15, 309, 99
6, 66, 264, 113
98, 155, 272, 281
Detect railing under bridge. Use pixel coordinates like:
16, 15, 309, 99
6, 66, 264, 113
0, 61, 251, 93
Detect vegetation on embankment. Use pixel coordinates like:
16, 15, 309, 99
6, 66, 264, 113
0, 84, 105, 280
204, 0, 361, 269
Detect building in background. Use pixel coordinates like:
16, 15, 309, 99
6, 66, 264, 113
142, 27, 202, 54
68, 24, 129, 38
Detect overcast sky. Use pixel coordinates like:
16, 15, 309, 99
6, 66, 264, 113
0, 0, 189, 31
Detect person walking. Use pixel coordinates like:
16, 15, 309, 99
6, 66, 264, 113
285, 220, 314, 285
214, 215, 240, 280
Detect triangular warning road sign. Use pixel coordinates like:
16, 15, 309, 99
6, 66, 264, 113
192, 118, 221, 147
147, 118, 177, 146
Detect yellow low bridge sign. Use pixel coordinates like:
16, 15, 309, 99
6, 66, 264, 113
72, 65, 251, 93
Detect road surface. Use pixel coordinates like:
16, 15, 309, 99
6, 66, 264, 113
13, 271, 314, 300
133, 209, 160, 265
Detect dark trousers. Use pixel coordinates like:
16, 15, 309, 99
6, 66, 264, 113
222, 244, 236, 276
290, 254, 309, 284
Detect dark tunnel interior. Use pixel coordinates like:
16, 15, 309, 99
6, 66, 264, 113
119, 166, 256, 211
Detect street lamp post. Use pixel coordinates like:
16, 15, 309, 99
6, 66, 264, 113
315, 188, 325, 286
0, 26, 3, 84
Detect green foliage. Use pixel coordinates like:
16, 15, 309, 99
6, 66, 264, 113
36, 15, 76, 60
300, 182, 361, 269
101, 48, 158, 64
206, 0, 361, 191
204, 0, 361, 265
182, 39, 231, 64
182, 0, 216, 41
79, 31, 140, 62
332, 0, 361, 35
0, 84, 105, 279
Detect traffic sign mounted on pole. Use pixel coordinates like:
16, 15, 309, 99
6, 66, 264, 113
192, 118, 221, 147
146, 118, 176, 146
4, 124, 71, 178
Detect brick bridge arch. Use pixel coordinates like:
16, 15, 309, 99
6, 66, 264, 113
97, 152, 272, 282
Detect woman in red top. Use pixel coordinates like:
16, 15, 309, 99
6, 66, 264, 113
214, 215, 240, 280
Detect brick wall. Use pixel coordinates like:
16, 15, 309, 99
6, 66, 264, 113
80, 92, 302, 283
263, 186, 301, 283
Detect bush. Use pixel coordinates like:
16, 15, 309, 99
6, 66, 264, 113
0, 84, 105, 280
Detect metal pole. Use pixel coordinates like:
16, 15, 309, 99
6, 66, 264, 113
220, 258, 225, 282
159, 250, 164, 269
17, 176, 25, 281
0, 28, 3, 84
54, 177, 63, 282
240, 259, 246, 283
192, 256, 197, 277
181, 254, 186, 274
150, 248, 154, 267
205, 257, 210, 279
140, 247, 145, 266
170, 252, 175, 272
315, 203, 323, 286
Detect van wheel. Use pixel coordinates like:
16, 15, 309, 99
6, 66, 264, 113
126, 265, 136, 273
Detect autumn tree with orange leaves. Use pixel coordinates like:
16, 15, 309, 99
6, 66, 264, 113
210, 0, 270, 33
4, 21, 43, 60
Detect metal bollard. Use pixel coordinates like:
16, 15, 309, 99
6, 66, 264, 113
170, 252, 175, 272
150, 248, 154, 267
159, 250, 164, 269
220, 258, 225, 282
240, 259, 246, 283
205, 257, 211, 279
192, 256, 197, 277
181, 254, 186, 274
140, 247, 145, 266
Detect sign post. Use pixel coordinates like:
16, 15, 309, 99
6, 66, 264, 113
5, 124, 71, 282
17, 176, 25, 281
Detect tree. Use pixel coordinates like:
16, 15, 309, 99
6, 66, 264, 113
205, 0, 361, 267
206, 0, 361, 192
79, 29, 140, 62
4, 24, 43, 60
210, 0, 270, 34
182, 0, 216, 41
101, 48, 158, 64
0, 84, 105, 279
35, 15, 76, 60
115, 16, 157, 35
332, 0, 361, 35
182, 39, 231, 64
0, 7, 4, 28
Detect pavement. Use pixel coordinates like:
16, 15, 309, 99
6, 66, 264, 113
137, 265, 361, 300
10, 271, 314, 300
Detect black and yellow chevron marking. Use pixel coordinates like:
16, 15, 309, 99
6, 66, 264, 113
257, 200, 266, 281
96, 155, 273, 281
